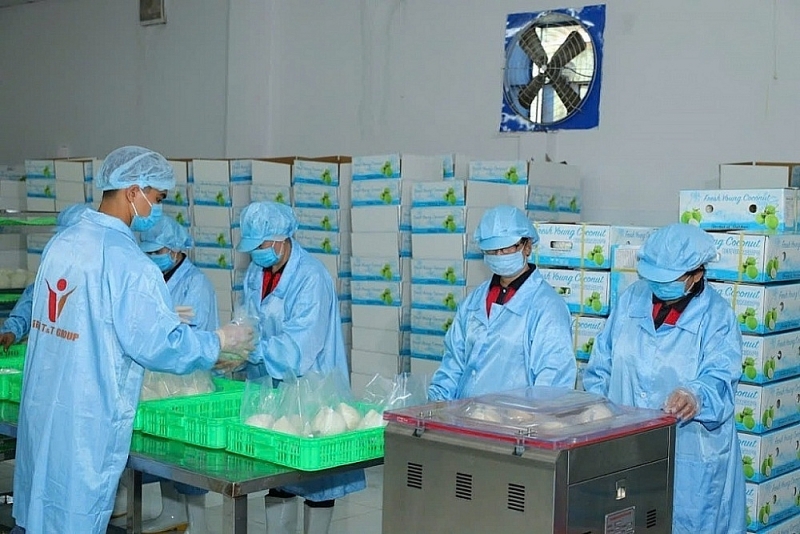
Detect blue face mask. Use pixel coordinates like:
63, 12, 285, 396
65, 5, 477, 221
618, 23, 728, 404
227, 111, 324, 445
251, 243, 283, 269
648, 279, 689, 301
484, 251, 526, 277
131, 191, 162, 232
150, 252, 175, 273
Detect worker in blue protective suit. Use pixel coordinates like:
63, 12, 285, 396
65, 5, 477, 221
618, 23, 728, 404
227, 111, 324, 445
583, 223, 746, 534
0, 203, 92, 350
11, 146, 253, 534
237, 201, 365, 534
136, 215, 219, 534
428, 205, 576, 401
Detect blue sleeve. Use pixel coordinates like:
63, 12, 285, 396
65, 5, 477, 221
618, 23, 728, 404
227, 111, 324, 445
684, 307, 742, 430
0, 284, 34, 340
183, 275, 220, 332
529, 298, 576, 388
260, 270, 337, 377
113, 264, 219, 374
583, 307, 617, 397
428, 303, 469, 401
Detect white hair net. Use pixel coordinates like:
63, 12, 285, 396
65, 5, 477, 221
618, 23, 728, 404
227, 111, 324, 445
637, 223, 717, 282
139, 216, 193, 253
474, 205, 539, 251
237, 201, 298, 252
94, 146, 175, 192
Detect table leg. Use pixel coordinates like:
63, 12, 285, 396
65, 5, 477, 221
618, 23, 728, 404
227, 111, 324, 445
124, 469, 143, 534
222, 494, 248, 534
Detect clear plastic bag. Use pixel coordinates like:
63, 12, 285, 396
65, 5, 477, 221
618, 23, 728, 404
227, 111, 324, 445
218, 302, 261, 363
139, 369, 216, 401
358, 372, 431, 429
240, 370, 366, 437
240, 374, 281, 429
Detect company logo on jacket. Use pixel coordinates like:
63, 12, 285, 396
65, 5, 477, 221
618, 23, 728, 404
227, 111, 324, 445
30, 278, 80, 341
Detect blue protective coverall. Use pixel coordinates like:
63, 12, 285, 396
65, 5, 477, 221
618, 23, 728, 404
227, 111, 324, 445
167, 257, 219, 331
0, 283, 33, 341
242, 240, 365, 501
428, 268, 576, 401
12, 211, 220, 534
583, 280, 746, 534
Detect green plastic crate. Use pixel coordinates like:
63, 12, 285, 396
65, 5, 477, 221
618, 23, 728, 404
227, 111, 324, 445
0, 400, 19, 422
212, 377, 246, 392
225, 423, 385, 471
133, 378, 241, 431
1, 344, 27, 359
0, 370, 22, 402
140, 391, 243, 449
0, 292, 22, 304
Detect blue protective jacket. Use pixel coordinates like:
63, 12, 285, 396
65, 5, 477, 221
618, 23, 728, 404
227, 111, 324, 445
428, 268, 576, 401
143, 256, 221, 390
583, 280, 746, 534
12, 210, 220, 534
0, 283, 33, 341
167, 257, 219, 331
241, 240, 365, 501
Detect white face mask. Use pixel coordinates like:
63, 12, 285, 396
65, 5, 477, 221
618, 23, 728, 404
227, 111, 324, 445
484, 251, 526, 277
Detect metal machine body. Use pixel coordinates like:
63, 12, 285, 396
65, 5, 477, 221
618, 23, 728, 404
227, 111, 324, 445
382, 388, 676, 534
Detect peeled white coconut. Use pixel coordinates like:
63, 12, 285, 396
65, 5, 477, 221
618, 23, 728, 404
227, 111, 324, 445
289, 414, 314, 437
245, 413, 275, 430
10, 269, 27, 287
357, 409, 386, 429
272, 415, 301, 436
312, 406, 348, 436
336, 402, 362, 431
575, 403, 614, 424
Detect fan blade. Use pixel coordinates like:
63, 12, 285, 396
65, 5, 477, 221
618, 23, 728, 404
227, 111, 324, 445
518, 74, 547, 109
550, 72, 582, 114
518, 25, 548, 68
548, 31, 586, 70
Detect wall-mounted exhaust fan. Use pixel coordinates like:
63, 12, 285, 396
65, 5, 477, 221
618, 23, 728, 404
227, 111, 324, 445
501, 4, 605, 132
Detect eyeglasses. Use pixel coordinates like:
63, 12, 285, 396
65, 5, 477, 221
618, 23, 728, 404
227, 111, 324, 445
484, 240, 524, 256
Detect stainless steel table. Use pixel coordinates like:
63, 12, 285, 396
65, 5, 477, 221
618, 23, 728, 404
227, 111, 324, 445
0, 414, 382, 534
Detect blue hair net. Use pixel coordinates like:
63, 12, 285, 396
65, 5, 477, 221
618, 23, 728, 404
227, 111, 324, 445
139, 216, 193, 253
95, 146, 175, 192
56, 203, 91, 232
237, 201, 298, 252
474, 205, 539, 251
637, 223, 717, 282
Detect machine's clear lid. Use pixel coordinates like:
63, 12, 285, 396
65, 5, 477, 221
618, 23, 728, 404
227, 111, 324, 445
383, 386, 676, 450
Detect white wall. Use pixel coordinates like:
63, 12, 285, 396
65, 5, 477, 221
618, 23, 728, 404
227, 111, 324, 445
269, 0, 800, 225
0, 0, 230, 161
3, 0, 800, 225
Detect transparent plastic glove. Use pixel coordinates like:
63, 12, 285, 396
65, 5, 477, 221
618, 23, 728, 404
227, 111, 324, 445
664, 388, 700, 421
175, 306, 195, 325
0, 332, 15, 351
216, 324, 254, 358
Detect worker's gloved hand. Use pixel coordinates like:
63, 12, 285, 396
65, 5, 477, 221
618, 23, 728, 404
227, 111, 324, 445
216, 323, 255, 359
175, 306, 195, 325
0, 332, 16, 351
664, 388, 701, 421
